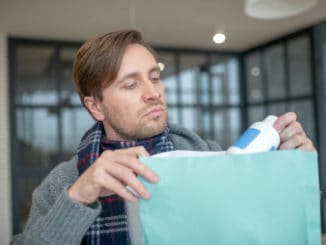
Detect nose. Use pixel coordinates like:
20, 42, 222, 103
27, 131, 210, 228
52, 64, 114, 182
142, 80, 161, 103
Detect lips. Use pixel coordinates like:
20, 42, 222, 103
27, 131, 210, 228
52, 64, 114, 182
144, 107, 164, 118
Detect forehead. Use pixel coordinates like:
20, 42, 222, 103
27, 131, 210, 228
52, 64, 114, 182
118, 44, 157, 72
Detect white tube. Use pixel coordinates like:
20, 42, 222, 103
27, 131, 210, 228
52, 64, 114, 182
227, 115, 280, 154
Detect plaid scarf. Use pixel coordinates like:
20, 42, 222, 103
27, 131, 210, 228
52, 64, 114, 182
77, 121, 175, 245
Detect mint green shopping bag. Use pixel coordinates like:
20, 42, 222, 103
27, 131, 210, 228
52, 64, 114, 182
139, 150, 320, 245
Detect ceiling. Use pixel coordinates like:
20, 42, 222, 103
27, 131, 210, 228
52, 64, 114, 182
0, 0, 325, 51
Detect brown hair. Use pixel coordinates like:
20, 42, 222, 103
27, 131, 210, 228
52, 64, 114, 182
72, 30, 155, 104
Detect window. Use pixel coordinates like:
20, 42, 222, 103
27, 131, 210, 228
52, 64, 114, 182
244, 33, 316, 146
10, 40, 94, 233
10, 28, 320, 234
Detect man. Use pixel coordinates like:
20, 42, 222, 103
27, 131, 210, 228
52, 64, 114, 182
11, 30, 315, 245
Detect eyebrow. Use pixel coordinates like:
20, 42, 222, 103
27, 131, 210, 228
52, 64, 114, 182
149, 65, 161, 73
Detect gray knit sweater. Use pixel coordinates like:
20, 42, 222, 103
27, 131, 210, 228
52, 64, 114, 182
11, 125, 221, 245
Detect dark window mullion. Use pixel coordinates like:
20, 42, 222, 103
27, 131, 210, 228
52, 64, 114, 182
53, 47, 63, 163
283, 41, 291, 111
9, 39, 21, 235
207, 55, 215, 138
238, 54, 248, 131
260, 50, 269, 115
175, 53, 182, 125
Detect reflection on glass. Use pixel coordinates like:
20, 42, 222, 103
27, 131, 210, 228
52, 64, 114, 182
181, 108, 197, 131
288, 36, 312, 96
16, 45, 57, 105
179, 69, 197, 104
16, 108, 58, 168
214, 109, 241, 149
157, 52, 178, 105
212, 74, 223, 105
289, 100, 315, 144
202, 110, 211, 132
268, 103, 287, 116
199, 72, 210, 106
179, 54, 206, 104
248, 105, 265, 125
245, 52, 264, 102
227, 59, 240, 104
164, 76, 178, 105
265, 44, 286, 99
62, 108, 94, 158
167, 107, 179, 125
210, 57, 239, 105
60, 48, 81, 106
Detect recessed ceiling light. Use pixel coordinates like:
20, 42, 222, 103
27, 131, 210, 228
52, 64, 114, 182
251, 66, 261, 77
213, 33, 226, 44
245, 0, 318, 19
158, 62, 165, 71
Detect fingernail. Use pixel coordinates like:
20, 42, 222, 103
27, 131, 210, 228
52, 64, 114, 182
149, 174, 159, 182
142, 189, 151, 199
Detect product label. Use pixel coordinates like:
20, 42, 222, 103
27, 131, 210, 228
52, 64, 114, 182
270, 146, 276, 151
233, 128, 260, 149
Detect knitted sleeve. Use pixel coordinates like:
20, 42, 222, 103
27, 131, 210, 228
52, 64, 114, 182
11, 158, 101, 245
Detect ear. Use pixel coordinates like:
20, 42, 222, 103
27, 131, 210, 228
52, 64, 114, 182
83, 96, 105, 121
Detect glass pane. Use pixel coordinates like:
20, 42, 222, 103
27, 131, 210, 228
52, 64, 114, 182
248, 105, 266, 125
227, 58, 240, 104
60, 47, 81, 106
16, 45, 57, 105
157, 52, 178, 105
288, 36, 312, 96
179, 54, 207, 104
214, 108, 241, 149
268, 102, 288, 116
201, 109, 211, 139
181, 108, 197, 131
16, 108, 58, 169
245, 52, 264, 102
210, 56, 239, 105
265, 44, 286, 99
167, 107, 179, 125
62, 108, 94, 159
199, 71, 210, 106
289, 100, 316, 144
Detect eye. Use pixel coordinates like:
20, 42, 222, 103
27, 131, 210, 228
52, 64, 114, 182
150, 71, 161, 83
151, 76, 161, 82
124, 79, 138, 89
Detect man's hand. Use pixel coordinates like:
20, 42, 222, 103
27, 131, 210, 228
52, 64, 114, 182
273, 112, 316, 152
68, 146, 159, 204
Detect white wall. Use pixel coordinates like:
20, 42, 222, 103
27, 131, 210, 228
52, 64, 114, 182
0, 33, 12, 245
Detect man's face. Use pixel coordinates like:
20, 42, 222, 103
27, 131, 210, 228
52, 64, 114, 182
95, 44, 168, 140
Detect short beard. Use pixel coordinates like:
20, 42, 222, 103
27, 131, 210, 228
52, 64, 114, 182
103, 105, 168, 140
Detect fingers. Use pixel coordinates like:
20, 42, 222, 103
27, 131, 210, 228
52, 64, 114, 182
279, 120, 305, 143
274, 112, 316, 152
105, 151, 159, 183
68, 146, 158, 204
100, 147, 158, 200
279, 135, 316, 152
279, 134, 306, 150
96, 170, 138, 203
102, 159, 151, 200
273, 112, 297, 132
298, 138, 316, 152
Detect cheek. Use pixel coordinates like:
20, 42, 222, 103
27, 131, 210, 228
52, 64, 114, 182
114, 95, 142, 114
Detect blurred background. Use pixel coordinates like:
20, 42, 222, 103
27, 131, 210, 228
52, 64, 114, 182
1, 0, 326, 243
